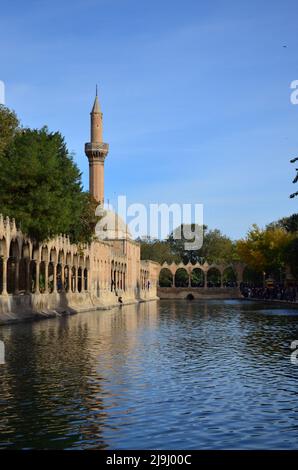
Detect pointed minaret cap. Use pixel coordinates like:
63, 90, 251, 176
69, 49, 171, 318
91, 85, 101, 113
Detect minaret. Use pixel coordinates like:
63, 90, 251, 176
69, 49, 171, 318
85, 87, 109, 204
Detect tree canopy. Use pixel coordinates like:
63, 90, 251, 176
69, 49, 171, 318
236, 224, 295, 278
140, 224, 238, 265
140, 238, 180, 264
0, 106, 97, 244
0, 105, 19, 156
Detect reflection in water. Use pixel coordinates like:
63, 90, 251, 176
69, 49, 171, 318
0, 300, 298, 449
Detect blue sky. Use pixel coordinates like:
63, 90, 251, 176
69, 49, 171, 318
1, 0, 298, 239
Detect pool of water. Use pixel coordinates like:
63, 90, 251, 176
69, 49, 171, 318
0, 299, 298, 449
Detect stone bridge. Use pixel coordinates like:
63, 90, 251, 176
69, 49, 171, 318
157, 261, 246, 287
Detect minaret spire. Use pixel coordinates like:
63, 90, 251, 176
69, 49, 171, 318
91, 87, 101, 117
85, 88, 109, 204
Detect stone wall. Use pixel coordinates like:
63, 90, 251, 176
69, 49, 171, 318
157, 287, 242, 300
0, 215, 159, 324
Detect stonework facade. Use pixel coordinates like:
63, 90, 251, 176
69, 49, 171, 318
0, 214, 159, 323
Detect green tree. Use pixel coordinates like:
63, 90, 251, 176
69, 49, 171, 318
68, 193, 98, 245
267, 213, 298, 232
284, 238, 298, 279
168, 225, 237, 264
237, 224, 294, 279
200, 229, 238, 264
167, 224, 205, 264
159, 268, 173, 287
0, 111, 96, 243
140, 238, 179, 264
0, 105, 19, 156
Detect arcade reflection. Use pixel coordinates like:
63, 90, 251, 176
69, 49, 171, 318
0, 301, 158, 449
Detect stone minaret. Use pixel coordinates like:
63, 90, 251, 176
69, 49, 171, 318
85, 87, 109, 204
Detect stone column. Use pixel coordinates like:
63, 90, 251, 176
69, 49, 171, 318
53, 263, 57, 293
80, 268, 84, 292
220, 273, 223, 288
35, 261, 40, 294
69, 268, 73, 293
61, 264, 65, 292
74, 268, 78, 293
188, 273, 191, 288
85, 270, 88, 291
204, 271, 208, 289
44, 262, 49, 293
1, 257, 8, 295
26, 259, 30, 293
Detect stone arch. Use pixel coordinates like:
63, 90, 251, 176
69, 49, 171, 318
50, 247, 57, 264
71, 266, 76, 292
29, 259, 37, 293
64, 265, 70, 292
58, 249, 65, 265
41, 245, 48, 262
7, 239, 20, 294
9, 239, 19, 259
158, 268, 173, 287
186, 293, 194, 300
83, 267, 88, 291
0, 236, 8, 259
66, 252, 72, 267
174, 267, 189, 287
223, 266, 237, 287
207, 267, 221, 287
56, 263, 63, 292
48, 261, 54, 293
17, 241, 29, 292
73, 253, 78, 268
22, 241, 30, 259
38, 246, 49, 294
77, 266, 82, 292
190, 268, 205, 287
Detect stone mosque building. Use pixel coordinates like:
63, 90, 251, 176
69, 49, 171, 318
0, 92, 160, 323
0, 91, 245, 323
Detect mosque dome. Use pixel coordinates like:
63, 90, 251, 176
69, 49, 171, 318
95, 205, 132, 240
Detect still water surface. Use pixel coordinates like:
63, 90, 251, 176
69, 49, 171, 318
0, 300, 298, 449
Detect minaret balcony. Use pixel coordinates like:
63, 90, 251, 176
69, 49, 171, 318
85, 142, 109, 160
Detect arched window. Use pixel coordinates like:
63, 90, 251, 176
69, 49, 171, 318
191, 268, 204, 287
207, 268, 221, 287
84, 268, 88, 291
223, 267, 237, 287
174, 268, 189, 287
159, 268, 173, 287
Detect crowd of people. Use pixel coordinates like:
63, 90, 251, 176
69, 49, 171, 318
240, 283, 297, 303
